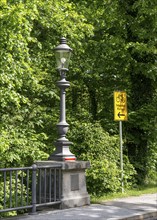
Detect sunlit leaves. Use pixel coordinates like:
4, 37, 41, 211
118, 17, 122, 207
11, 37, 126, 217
0, 0, 157, 191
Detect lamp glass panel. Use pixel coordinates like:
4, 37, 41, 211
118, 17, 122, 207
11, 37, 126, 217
55, 50, 71, 69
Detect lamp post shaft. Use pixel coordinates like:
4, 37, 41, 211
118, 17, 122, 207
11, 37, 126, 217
56, 71, 70, 142
49, 69, 76, 161
59, 72, 68, 123
60, 88, 66, 122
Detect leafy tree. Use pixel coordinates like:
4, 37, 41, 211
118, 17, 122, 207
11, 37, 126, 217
120, 0, 157, 183
69, 0, 157, 184
0, 0, 93, 168
0, 0, 157, 205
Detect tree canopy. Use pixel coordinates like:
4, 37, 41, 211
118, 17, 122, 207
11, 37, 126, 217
0, 0, 157, 195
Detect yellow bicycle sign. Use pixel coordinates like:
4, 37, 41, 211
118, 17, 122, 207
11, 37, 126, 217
114, 91, 127, 121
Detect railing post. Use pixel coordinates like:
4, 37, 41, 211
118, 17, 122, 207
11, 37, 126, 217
31, 164, 37, 215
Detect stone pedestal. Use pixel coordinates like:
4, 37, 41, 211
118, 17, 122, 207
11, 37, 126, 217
35, 161, 90, 209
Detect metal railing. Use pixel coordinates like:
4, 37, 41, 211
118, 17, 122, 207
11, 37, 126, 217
0, 164, 62, 215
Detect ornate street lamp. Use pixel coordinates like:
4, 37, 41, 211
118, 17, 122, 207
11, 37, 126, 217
49, 37, 76, 161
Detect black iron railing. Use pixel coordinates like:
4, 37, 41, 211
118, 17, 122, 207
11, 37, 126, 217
0, 164, 62, 215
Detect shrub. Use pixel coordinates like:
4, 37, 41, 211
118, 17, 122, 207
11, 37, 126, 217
69, 121, 136, 195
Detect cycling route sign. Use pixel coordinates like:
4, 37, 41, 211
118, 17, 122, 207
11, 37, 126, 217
114, 91, 128, 121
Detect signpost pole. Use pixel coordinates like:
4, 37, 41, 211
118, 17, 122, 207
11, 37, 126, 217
119, 120, 124, 193
114, 91, 127, 193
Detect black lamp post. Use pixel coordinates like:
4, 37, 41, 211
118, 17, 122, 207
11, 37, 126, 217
49, 37, 76, 161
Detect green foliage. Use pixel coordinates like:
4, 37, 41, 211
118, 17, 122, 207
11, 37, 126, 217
0, 0, 157, 204
0, 0, 93, 169
0, 173, 29, 217
69, 122, 136, 195
146, 142, 157, 184
0, 127, 48, 168
70, 0, 157, 184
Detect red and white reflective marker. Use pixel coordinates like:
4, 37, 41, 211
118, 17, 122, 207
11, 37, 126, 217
64, 158, 76, 161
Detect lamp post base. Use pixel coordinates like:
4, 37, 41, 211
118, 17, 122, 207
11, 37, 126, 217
48, 141, 76, 161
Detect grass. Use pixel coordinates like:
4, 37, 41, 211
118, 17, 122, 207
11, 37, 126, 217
91, 184, 157, 204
